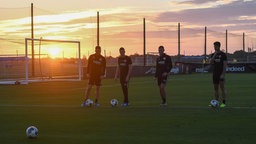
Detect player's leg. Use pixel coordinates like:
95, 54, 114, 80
159, 75, 167, 105
94, 77, 102, 106
212, 74, 220, 100
85, 78, 94, 100
159, 83, 167, 104
121, 83, 128, 101
81, 84, 93, 107
157, 76, 164, 105
208, 84, 220, 108
213, 84, 219, 100
220, 80, 226, 107
124, 82, 129, 103
120, 76, 129, 105
95, 85, 100, 105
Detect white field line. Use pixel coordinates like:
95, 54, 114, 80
0, 104, 255, 110
71, 80, 155, 91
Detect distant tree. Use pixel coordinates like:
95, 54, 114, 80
233, 50, 247, 58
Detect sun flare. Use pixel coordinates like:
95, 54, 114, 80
48, 47, 61, 58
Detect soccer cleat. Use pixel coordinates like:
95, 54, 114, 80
160, 102, 167, 107
220, 103, 226, 108
121, 103, 129, 107
94, 103, 100, 107
81, 102, 86, 107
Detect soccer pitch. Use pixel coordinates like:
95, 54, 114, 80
0, 73, 255, 144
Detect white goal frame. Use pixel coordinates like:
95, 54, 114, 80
24, 38, 82, 84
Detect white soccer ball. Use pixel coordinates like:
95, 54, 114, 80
210, 100, 219, 108
85, 99, 93, 107
110, 99, 118, 106
26, 126, 38, 138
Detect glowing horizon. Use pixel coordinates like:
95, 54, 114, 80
0, 0, 256, 58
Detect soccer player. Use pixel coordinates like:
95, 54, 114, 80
114, 47, 132, 106
155, 46, 172, 106
209, 41, 227, 108
81, 46, 106, 107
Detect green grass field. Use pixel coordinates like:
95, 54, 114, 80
0, 73, 255, 144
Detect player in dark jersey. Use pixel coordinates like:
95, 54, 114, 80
114, 47, 132, 106
81, 46, 106, 107
209, 41, 227, 108
155, 46, 172, 106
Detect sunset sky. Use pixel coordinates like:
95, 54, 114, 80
0, 0, 255, 58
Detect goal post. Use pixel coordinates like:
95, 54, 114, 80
25, 38, 82, 82
0, 38, 82, 84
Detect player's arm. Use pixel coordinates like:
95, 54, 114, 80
167, 56, 173, 73
163, 56, 172, 76
101, 57, 107, 78
126, 57, 132, 82
86, 56, 92, 78
221, 60, 227, 78
154, 58, 159, 78
209, 53, 217, 64
126, 64, 132, 82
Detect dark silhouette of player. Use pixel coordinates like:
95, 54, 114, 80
209, 41, 227, 108
155, 46, 172, 106
114, 47, 132, 106
81, 46, 106, 107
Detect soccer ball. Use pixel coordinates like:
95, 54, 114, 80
110, 99, 118, 106
85, 99, 93, 107
26, 126, 38, 138
210, 100, 219, 108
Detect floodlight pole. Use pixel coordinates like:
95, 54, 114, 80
143, 18, 146, 66
204, 26, 207, 61
31, 3, 35, 77
226, 29, 228, 54
243, 32, 245, 51
97, 11, 99, 46
178, 23, 181, 61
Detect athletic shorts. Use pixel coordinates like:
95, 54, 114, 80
120, 75, 128, 86
157, 75, 168, 86
213, 74, 225, 84
88, 76, 102, 86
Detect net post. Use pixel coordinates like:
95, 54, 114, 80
78, 42, 82, 80
25, 38, 29, 84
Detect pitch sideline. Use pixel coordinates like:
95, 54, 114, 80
0, 104, 255, 110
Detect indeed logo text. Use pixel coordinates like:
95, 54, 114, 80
226, 66, 245, 72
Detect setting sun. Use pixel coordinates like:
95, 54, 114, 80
48, 47, 61, 58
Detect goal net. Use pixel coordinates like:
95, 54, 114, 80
0, 38, 82, 84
